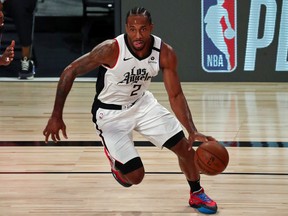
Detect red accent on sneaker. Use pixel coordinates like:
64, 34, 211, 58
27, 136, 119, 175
103, 147, 132, 187
111, 168, 132, 187
189, 188, 218, 214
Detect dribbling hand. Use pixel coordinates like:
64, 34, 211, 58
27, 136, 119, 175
188, 131, 216, 151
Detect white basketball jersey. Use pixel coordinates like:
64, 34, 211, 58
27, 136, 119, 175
96, 34, 162, 105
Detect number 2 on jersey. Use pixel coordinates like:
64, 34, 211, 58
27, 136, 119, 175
130, 84, 141, 96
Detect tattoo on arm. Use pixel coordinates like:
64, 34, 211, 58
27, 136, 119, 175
90, 39, 116, 67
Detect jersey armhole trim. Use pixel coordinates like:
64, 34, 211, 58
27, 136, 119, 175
159, 41, 163, 70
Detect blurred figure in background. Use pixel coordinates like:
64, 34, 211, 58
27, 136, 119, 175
1, 0, 37, 79
0, 4, 15, 66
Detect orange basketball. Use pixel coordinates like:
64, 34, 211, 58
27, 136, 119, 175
194, 141, 229, 176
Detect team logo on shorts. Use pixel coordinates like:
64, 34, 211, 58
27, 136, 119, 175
201, 0, 237, 72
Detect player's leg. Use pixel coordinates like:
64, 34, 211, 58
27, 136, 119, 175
93, 107, 145, 187
168, 138, 218, 214
134, 92, 217, 214
168, 137, 200, 180
5, 0, 37, 79
103, 145, 145, 186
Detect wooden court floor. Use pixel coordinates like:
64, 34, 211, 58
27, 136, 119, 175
0, 81, 288, 216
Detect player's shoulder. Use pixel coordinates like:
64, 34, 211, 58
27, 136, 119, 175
159, 41, 177, 69
161, 41, 174, 52
91, 38, 119, 56
89, 38, 119, 67
160, 41, 176, 59
99, 38, 118, 49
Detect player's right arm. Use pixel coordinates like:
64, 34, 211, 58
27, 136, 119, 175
43, 39, 119, 143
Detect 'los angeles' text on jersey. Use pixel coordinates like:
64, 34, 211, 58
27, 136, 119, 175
118, 67, 153, 85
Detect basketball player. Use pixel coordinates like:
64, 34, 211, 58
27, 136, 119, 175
43, 7, 218, 214
1, 0, 37, 79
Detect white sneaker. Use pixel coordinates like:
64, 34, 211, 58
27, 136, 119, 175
18, 57, 35, 80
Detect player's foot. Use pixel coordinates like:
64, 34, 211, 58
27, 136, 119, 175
18, 57, 35, 80
103, 147, 132, 187
189, 188, 217, 214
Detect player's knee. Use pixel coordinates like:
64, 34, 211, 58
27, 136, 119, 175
126, 167, 145, 185
170, 138, 193, 159
116, 157, 145, 184
163, 131, 185, 150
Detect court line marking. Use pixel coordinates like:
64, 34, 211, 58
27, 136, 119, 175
0, 172, 287, 176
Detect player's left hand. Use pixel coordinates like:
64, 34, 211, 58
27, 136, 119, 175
187, 131, 216, 151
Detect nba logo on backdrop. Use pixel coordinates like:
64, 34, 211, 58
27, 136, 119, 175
201, 0, 237, 72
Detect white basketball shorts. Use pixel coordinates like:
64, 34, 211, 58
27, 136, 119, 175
93, 91, 183, 165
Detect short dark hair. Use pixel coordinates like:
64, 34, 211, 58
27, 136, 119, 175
126, 7, 152, 24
